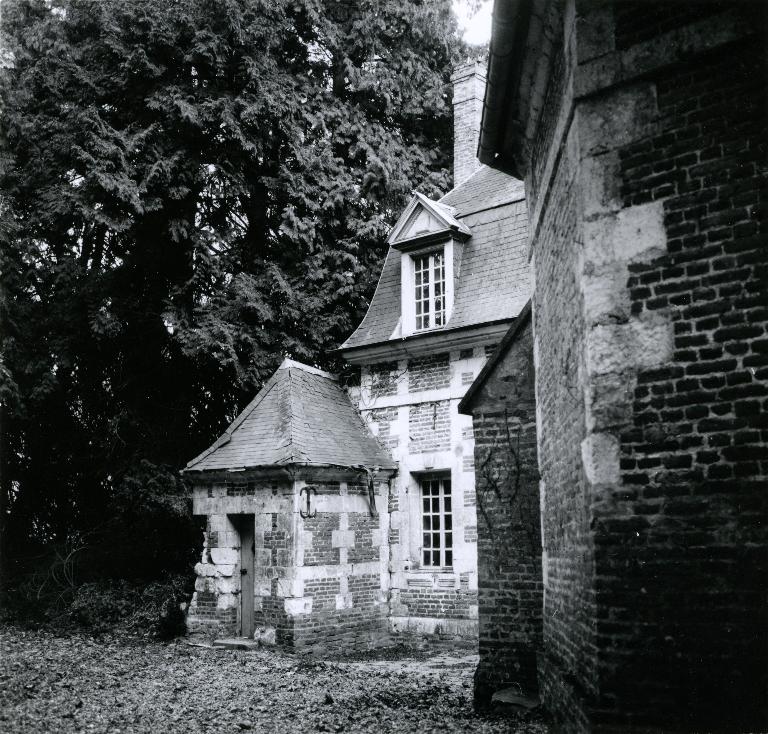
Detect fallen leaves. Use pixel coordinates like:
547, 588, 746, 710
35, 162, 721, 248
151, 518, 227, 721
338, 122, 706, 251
0, 626, 548, 733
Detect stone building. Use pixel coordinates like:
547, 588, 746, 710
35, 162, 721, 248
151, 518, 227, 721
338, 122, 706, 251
337, 61, 530, 641
457, 302, 543, 704
183, 359, 397, 651
475, 0, 768, 730
183, 62, 532, 650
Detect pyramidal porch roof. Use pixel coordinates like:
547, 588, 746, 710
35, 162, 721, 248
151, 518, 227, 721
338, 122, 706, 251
183, 359, 395, 473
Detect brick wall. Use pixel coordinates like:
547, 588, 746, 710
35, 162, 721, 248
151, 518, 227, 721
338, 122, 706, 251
531, 137, 597, 721
294, 573, 388, 653
464, 315, 543, 704
598, 35, 768, 728
303, 513, 340, 566
347, 512, 380, 564
398, 587, 478, 620
370, 361, 399, 398
368, 406, 399, 451
408, 353, 450, 392
510, 3, 767, 731
304, 577, 340, 611
614, 1, 724, 50
408, 401, 450, 453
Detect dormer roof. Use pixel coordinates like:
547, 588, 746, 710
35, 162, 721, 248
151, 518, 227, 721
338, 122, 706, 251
387, 192, 471, 248
183, 359, 396, 473
339, 165, 528, 355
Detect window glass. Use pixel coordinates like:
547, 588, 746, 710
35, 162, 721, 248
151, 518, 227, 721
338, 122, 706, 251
420, 475, 453, 568
413, 250, 445, 331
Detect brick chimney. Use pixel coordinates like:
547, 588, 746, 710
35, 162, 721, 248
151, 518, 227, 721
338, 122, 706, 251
451, 60, 486, 186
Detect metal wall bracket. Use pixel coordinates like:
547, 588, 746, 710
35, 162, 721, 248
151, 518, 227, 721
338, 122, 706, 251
300, 486, 317, 519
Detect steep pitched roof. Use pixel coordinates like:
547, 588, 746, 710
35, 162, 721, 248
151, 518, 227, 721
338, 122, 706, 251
339, 165, 528, 352
184, 359, 395, 472
439, 165, 525, 214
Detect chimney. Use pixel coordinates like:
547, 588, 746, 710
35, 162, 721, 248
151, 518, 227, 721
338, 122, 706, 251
451, 60, 486, 186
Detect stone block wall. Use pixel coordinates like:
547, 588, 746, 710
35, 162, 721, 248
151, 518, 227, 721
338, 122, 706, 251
515, 2, 767, 730
462, 313, 543, 704
187, 478, 293, 639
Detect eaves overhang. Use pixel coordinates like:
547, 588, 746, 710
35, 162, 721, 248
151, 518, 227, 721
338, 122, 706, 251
336, 319, 514, 365
183, 461, 398, 480
478, 0, 534, 177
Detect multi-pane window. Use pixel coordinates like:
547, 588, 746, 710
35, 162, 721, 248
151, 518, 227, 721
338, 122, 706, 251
421, 476, 452, 568
413, 251, 446, 331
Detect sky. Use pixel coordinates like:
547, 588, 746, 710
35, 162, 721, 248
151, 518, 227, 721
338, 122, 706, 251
453, 0, 493, 46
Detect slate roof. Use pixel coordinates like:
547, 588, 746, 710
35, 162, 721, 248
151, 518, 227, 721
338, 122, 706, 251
184, 360, 395, 472
340, 165, 528, 352
440, 165, 524, 215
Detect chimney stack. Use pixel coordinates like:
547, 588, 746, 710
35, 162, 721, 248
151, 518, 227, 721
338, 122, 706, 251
451, 60, 486, 186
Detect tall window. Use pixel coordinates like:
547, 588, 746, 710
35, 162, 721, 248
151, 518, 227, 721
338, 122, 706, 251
414, 250, 446, 331
421, 475, 452, 567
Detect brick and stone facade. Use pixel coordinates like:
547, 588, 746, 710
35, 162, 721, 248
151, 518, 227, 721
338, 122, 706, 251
359, 348, 487, 640
186, 472, 392, 652
479, 1, 767, 730
459, 304, 543, 705
339, 62, 530, 644
183, 360, 397, 653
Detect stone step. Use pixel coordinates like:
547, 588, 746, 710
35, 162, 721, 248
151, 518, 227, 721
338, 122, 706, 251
213, 638, 260, 651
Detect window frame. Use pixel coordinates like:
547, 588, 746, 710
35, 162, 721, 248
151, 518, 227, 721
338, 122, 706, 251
399, 239, 456, 337
419, 474, 453, 569
413, 250, 446, 332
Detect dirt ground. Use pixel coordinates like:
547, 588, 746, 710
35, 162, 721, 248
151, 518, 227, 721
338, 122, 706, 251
0, 627, 549, 733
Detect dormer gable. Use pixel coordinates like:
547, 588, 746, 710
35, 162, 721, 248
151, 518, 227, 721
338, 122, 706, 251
388, 192, 471, 251
384, 193, 472, 338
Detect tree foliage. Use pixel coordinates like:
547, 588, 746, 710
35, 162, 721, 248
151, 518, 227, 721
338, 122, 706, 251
0, 0, 468, 580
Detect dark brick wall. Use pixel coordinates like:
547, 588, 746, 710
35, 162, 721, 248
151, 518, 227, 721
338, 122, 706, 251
532, 142, 598, 708
600, 36, 768, 729
465, 316, 543, 704
520, 7, 767, 732
187, 591, 237, 637
614, 1, 729, 51
304, 577, 340, 611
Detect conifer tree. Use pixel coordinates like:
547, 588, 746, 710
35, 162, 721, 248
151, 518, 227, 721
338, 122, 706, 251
0, 0, 468, 577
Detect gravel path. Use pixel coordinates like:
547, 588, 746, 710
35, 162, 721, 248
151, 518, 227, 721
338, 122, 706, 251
0, 627, 548, 733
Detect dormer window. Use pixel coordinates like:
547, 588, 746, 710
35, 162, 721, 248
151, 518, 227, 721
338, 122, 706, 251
414, 250, 446, 330
386, 192, 471, 339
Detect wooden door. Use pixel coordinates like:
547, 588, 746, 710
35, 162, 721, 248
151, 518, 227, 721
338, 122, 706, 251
238, 515, 255, 638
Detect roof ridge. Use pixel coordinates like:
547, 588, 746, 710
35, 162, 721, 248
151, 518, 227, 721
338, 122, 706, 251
278, 358, 337, 380
284, 366, 310, 464
437, 164, 490, 202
